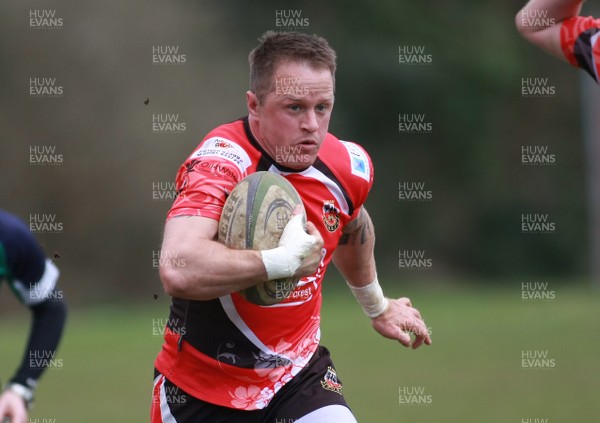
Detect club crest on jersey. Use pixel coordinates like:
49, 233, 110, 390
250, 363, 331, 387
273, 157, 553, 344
321, 366, 343, 395
322, 200, 340, 232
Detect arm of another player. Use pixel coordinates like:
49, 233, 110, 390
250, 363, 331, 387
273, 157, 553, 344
515, 0, 585, 60
159, 210, 323, 301
0, 293, 66, 423
332, 207, 432, 349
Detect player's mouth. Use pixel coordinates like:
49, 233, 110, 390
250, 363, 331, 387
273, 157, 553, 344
297, 140, 318, 150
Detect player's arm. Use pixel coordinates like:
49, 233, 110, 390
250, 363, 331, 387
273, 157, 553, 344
159, 210, 323, 301
332, 207, 431, 349
1, 290, 67, 421
515, 0, 586, 60
332, 207, 377, 285
11, 291, 67, 385
0, 216, 66, 422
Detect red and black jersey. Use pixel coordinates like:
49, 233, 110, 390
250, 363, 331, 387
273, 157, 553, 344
561, 15, 600, 82
154, 117, 373, 410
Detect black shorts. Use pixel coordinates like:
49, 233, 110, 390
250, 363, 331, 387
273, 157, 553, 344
151, 346, 351, 423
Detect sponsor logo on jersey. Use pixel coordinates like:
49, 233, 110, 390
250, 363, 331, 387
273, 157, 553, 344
321, 366, 343, 395
322, 200, 340, 232
191, 137, 252, 173
214, 140, 232, 148
341, 141, 370, 182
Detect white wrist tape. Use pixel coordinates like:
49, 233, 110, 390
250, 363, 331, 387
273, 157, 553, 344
261, 246, 295, 280
6, 383, 35, 409
347, 277, 390, 318
261, 214, 315, 280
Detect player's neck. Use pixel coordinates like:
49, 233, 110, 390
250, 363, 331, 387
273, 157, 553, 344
247, 115, 273, 158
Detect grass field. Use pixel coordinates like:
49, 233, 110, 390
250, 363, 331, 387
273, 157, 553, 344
0, 283, 598, 422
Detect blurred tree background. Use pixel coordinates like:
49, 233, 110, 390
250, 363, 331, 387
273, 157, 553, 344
0, 0, 596, 307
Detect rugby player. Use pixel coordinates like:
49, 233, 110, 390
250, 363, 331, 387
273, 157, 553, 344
152, 31, 431, 422
516, 0, 600, 81
0, 209, 67, 423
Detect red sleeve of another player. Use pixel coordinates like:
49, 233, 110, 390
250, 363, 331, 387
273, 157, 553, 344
167, 138, 251, 221
560, 16, 600, 81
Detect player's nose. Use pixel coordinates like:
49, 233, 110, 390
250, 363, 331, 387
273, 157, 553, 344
301, 110, 319, 132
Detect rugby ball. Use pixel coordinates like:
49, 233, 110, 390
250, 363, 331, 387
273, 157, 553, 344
218, 171, 305, 305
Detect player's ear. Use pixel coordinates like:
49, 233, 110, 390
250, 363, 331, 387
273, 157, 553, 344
246, 90, 260, 117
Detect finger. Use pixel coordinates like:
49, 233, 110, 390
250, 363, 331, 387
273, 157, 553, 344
305, 220, 318, 235
288, 213, 304, 227
411, 315, 431, 346
405, 317, 428, 340
279, 214, 303, 245
305, 222, 324, 246
396, 327, 411, 347
412, 334, 425, 349
410, 307, 422, 319
291, 204, 304, 216
410, 323, 432, 347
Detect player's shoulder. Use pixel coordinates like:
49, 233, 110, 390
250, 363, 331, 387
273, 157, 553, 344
186, 118, 255, 175
0, 209, 47, 280
0, 210, 33, 244
196, 118, 250, 153
204, 118, 247, 141
560, 16, 600, 81
561, 15, 600, 50
562, 15, 600, 33
319, 133, 374, 187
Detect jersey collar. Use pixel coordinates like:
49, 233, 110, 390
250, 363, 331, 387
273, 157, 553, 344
242, 116, 313, 173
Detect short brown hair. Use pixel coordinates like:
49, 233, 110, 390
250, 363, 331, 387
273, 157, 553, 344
248, 31, 337, 102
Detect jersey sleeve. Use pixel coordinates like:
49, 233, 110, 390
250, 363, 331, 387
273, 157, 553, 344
12, 260, 60, 306
560, 15, 600, 82
0, 210, 58, 306
167, 137, 252, 221
339, 140, 374, 221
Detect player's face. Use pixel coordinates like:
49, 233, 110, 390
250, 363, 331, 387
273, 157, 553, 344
247, 60, 335, 170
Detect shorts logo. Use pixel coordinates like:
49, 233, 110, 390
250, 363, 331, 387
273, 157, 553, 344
321, 366, 343, 395
322, 200, 341, 232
